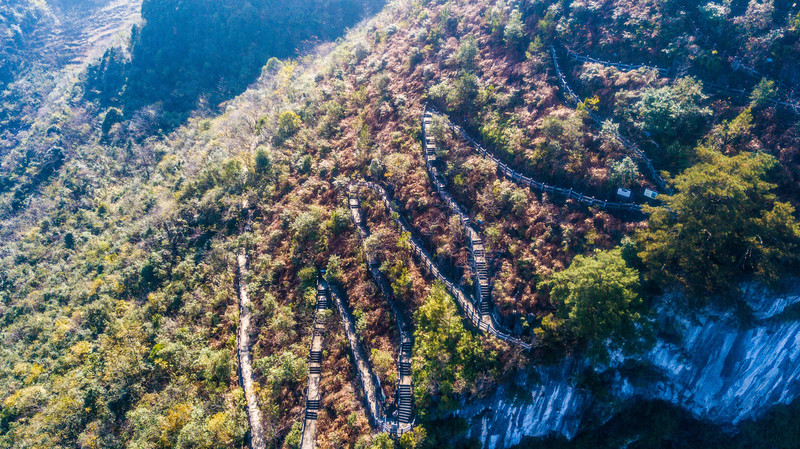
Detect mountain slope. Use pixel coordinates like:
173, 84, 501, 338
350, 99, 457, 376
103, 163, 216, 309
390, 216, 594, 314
0, 0, 799, 448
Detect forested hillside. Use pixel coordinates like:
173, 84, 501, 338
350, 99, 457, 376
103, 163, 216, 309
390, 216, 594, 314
86, 0, 387, 129
1, 0, 800, 448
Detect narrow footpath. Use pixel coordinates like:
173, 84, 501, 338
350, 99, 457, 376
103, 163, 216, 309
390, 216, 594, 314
348, 193, 415, 431
236, 199, 266, 449
422, 110, 495, 323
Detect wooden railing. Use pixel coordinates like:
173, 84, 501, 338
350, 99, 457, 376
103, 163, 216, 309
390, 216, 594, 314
422, 109, 501, 324
561, 43, 800, 113
426, 107, 648, 212
351, 181, 533, 350
563, 45, 671, 76
347, 193, 416, 433
551, 45, 672, 194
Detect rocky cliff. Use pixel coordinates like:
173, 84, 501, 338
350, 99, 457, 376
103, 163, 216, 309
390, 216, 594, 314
459, 283, 800, 448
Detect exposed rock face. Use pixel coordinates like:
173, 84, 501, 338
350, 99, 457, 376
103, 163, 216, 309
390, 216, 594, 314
630, 284, 800, 423
458, 361, 587, 449
458, 284, 800, 448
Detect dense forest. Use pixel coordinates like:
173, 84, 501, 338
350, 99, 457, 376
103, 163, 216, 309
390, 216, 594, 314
86, 0, 387, 128
1, 0, 800, 448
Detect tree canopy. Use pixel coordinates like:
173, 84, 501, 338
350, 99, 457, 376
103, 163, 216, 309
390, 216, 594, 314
412, 283, 497, 418
637, 148, 800, 299
537, 248, 647, 362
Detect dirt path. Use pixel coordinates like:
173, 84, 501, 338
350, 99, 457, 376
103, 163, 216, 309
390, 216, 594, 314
236, 200, 266, 449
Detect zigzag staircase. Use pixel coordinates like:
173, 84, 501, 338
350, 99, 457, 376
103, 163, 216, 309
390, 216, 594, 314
349, 181, 532, 350
348, 193, 416, 434
422, 110, 495, 321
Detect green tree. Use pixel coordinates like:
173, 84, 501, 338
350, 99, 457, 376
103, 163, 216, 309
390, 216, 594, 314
637, 148, 800, 299
633, 77, 712, 149
537, 249, 647, 362
445, 72, 479, 113
275, 110, 302, 143
454, 35, 478, 71
504, 9, 526, 53
750, 78, 777, 108
412, 284, 496, 418
610, 157, 640, 187
101, 107, 123, 136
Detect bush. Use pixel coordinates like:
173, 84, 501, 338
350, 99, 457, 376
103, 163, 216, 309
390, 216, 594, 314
537, 248, 647, 362
504, 9, 526, 53
750, 78, 777, 108
412, 283, 497, 418
275, 110, 302, 144
610, 157, 639, 187
632, 77, 712, 147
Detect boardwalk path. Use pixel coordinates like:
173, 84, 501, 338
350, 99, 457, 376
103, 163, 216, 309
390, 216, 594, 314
426, 107, 648, 212
559, 44, 800, 113
551, 45, 672, 194
236, 202, 266, 449
299, 280, 331, 449
328, 283, 389, 426
422, 110, 499, 322
351, 181, 532, 350
348, 193, 415, 431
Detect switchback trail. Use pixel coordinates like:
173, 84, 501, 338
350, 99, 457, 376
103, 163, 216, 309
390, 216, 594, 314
350, 181, 533, 350
422, 109, 500, 322
424, 107, 648, 213
559, 43, 800, 113
328, 284, 389, 429
348, 192, 415, 432
551, 45, 672, 195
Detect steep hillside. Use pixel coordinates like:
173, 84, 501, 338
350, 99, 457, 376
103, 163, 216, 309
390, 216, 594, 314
1, 0, 799, 448
85, 0, 387, 129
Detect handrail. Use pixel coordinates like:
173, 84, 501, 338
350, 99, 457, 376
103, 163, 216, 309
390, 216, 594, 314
563, 44, 671, 76
351, 181, 533, 350
348, 191, 417, 433
422, 108, 506, 327
426, 107, 648, 212
328, 281, 415, 436
561, 43, 800, 113
551, 45, 673, 194
300, 279, 331, 449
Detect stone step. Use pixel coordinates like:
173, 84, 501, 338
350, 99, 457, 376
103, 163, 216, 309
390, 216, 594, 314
305, 410, 318, 420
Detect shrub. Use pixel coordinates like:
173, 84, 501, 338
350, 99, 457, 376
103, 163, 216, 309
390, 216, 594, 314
275, 110, 302, 143
610, 157, 639, 187
537, 248, 647, 362
750, 78, 777, 108
633, 77, 712, 146
412, 283, 497, 418
504, 9, 526, 53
